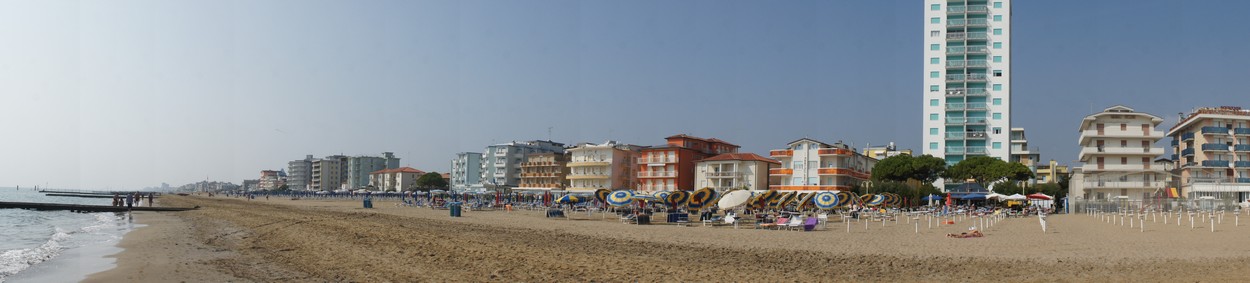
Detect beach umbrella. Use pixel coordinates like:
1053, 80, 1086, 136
1027, 193, 1053, 200
865, 195, 886, 206
795, 192, 816, 210
922, 194, 943, 201
556, 194, 581, 204
716, 190, 753, 209
606, 190, 635, 207
767, 191, 790, 208
945, 193, 953, 206
834, 191, 853, 207
633, 195, 661, 202
594, 189, 611, 204
773, 192, 798, 209
961, 194, 986, 200
652, 191, 671, 202
754, 190, 779, 209
667, 191, 690, 207
813, 192, 839, 210
688, 187, 716, 211
1006, 194, 1027, 200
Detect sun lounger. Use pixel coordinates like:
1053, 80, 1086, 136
620, 214, 637, 224
802, 217, 820, 231
759, 217, 788, 230
784, 217, 804, 231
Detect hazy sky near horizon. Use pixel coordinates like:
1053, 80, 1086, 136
1, 0, 1248, 189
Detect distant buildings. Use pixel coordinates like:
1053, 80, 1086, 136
258, 170, 287, 190
566, 141, 642, 192
768, 138, 876, 191
480, 140, 565, 191
346, 152, 400, 189
369, 167, 425, 192
1009, 128, 1042, 184
312, 155, 348, 191
1072, 105, 1166, 201
287, 155, 315, 191
450, 152, 483, 192
1035, 160, 1069, 184
862, 142, 913, 160
518, 153, 570, 190
636, 134, 739, 191
1166, 106, 1250, 201
695, 153, 778, 192
241, 179, 260, 192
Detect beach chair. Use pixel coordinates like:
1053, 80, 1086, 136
702, 214, 724, 227
784, 216, 804, 231
620, 214, 637, 224
760, 217, 788, 230
817, 213, 829, 229
802, 217, 820, 231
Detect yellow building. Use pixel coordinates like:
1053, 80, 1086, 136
862, 142, 912, 160
1035, 160, 1069, 184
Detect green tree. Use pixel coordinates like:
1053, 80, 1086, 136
870, 154, 947, 186
1003, 162, 1036, 184
416, 172, 448, 190
943, 156, 1009, 187
909, 155, 948, 185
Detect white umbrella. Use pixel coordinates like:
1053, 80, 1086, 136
1006, 194, 1027, 200
717, 190, 754, 209
985, 193, 1006, 200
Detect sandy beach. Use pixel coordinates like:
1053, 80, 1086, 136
86, 195, 1250, 282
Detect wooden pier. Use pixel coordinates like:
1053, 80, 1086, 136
0, 201, 196, 213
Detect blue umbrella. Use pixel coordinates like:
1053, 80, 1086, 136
961, 194, 987, 200
556, 194, 582, 204
606, 190, 635, 207
922, 194, 943, 201
813, 192, 839, 210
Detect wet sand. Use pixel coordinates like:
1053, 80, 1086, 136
88, 195, 1250, 282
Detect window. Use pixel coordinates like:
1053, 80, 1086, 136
992, 142, 1002, 149
1121, 140, 1128, 146
1121, 157, 1128, 165
993, 56, 1002, 63
930, 99, 939, 106
993, 113, 1002, 120
930, 114, 939, 121
930, 30, 940, 37
931, 17, 940, 24
993, 98, 1002, 105
992, 127, 1002, 134
792, 161, 802, 169
993, 70, 1002, 77
994, 2, 1002, 8
795, 144, 804, 150
930, 128, 939, 135
930, 57, 939, 64
931, 4, 941, 10
993, 28, 1002, 35
993, 42, 1002, 49
930, 44, 940, 51
1121, 124, 1128, 130
930, 71, 940, 78
993, 84, 1002, 91
993, 15, 1002, 22
929, 142, 938, 150
808, 161, 817, 169
930, 85, 939, 92
807, 177, 818, 185
792, 177, 801, 185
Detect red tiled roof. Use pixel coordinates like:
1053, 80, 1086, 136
699, 153, 781, 164
370, 167, 425, 175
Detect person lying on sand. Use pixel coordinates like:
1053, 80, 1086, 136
946, 230, 984, 238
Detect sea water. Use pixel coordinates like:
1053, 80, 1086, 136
0, 188, 136, 282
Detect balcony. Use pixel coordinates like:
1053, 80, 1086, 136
706, 171, 738, 178
1182, 132, 1195, 141
946, 103, 966, 111
945, 32, 987, 41
946, 46, 989, 55
1083, 181, 1166, 189
945, 60, 988, 69
1236, 161, 1250, 168
944, 88, 989, 97
945, 117, 987, 125
769, 168, 794, 175
768, 185, 852, 191
1236, 145, 1250, 152
1201, 126, 1230, 135
818, 148, 852, 156
1201, 160, 1230, 167
1171, 139, 1179, 146
945, 73, 989, 82
1079, 146, 1164, 156
770, 150, 793, 157
567, 174, 609, 180
637, 157, 676, 164
1181, 148, 1195, 156
1201, 143, 1230, 151
638, 171, 676, 178
817, 168, 850, 175
966, 131, 988, 139
966, 147, 988, 155
1240, 178, 1250, 184
567, 160, 610, 167
1236, 128, 1250, 136
945, 147, 966, 154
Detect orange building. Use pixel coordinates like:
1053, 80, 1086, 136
637, 134, 740, 191
767, 138, 877, 191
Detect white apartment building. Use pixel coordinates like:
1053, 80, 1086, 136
450, 152, 483, 191
369, 167, 424, 192
768, 138, 877, 192
480, 140, 565, 191
566, 141, 642, 192
695, 153, 778, 192
923, 0, 1012, 187
1073, 105, 1166, 201
312, 155, 348, 191
346, 152, 400, 190
1009, 128, 1041, 184
287, 155, 315, 191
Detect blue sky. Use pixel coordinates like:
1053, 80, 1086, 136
0, 0, 1247, 189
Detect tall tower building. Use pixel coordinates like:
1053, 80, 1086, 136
923, 0, 1011, 187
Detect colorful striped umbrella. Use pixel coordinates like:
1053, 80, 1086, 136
633, 195, 661, 202
687, 187, 715, 211
772, 192, 796, 209
667, 191, 690, 207
652, 191, 671, 202
606, 190, 634, 207
754, 190, 778, 209
556, 194, 581, 204
813, 192, 839, 210
795, 192, 816, 210
594, 189, 611, 204
866, 194, 886, 206
835, 191, 853, 207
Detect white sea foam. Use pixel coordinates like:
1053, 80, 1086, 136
0, 230, 70, 282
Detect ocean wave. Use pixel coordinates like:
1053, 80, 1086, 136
0, 230, 71, 282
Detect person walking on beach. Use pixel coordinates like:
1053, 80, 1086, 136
125, 193, 134, 209
148, 193, 154, 207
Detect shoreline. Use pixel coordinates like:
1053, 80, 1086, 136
77, 195, 1250, 281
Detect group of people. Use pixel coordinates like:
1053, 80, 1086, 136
111, 192, 154, 208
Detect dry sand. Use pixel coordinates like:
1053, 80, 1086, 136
88, 195, 1250, 282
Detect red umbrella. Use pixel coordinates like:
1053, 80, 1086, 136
1027, 193, 1053, 200
945, 192, 952, 206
